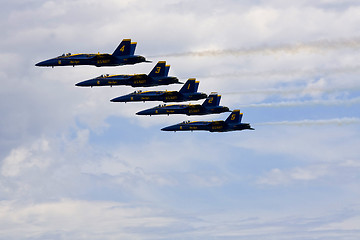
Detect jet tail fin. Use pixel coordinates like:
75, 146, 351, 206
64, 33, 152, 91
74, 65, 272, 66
148, 61, 167, 77
165, 65, 170, 76
202, 93, 221, 107
112, 39, 132, 56
225, 110, 242, 124
130, 42, 136, 55
179, 78, 197, 93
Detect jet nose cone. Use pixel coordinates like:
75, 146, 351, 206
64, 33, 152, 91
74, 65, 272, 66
136, 110, 146, 115
75, 79, 95, 87
75, 81, 86, 87
136, 109, 154, 115
35, 59, 53, 67
110, 96, 127, 102
35, 61, 46, 67
161, 126, 172, 131
161, 125, 179, 131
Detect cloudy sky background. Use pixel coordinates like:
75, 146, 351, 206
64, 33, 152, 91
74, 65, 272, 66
1, 0, 360, 239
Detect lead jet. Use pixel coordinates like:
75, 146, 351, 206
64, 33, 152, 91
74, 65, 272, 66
35, 39, 149, 67
110, 78, 207, 103
75, 61, 181, 87
136, 93, 230, 116
161, 110, 254, 132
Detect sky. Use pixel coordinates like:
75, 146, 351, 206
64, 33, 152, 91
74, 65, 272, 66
1, 0, 360, 239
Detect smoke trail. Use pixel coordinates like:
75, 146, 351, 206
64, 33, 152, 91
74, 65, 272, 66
149, 37, 360, 58
255, 118, 360, 126
198, 65, 360, 80
238, 97, 360, 108
223, 85, 360, 97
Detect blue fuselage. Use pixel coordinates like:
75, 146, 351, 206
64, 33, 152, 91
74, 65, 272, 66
111, 91, 207, 103
36, 54, 146, 67
76, 75, 180, 87
136, 104, 230, 116
161, 121, 253, 132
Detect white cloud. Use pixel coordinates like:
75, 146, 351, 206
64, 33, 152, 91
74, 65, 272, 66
1, 0, 360, 239
0, 199, 359, 240
1, 139, 50, 177
257, 165, 329, 185
0, 199, 182, 239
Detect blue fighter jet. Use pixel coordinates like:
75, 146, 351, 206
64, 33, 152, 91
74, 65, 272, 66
75, 61, 181, 87
35, 39, 149, 67
161, 110, 254, 132
136, 93, 230, 116
110, 78, 207, 103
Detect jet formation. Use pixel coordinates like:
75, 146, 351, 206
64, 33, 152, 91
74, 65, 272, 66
36, 39, 254, 132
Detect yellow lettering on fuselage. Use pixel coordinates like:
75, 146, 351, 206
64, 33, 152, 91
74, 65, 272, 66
134, 80, 146, 84
165, 96, 178, 100
97, 60, 110, 64
70, 60, 80, 64
189, 109, 200, 113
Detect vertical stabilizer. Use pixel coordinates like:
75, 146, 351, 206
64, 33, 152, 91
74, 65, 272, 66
112, 39, 132, 56
202, 93, 220, 107
130, 42, 137, 55
148, 61, 167, 77
225, 110, 242, 124
179, 78, 197, 93
194, 81, 199, 92
164, 65, 170, 77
